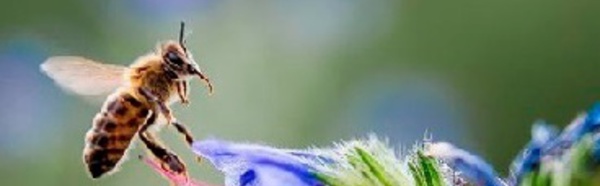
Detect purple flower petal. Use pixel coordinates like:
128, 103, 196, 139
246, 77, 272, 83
427, 142, 504, 186
192, 139, 323, 186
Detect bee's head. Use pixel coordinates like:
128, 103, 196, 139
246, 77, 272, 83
159, 22, 213, 94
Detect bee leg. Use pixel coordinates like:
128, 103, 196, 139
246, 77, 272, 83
139, 88, 199, 164
139, 112, 187, 174
176, 81, 189, 105
172, 121, 202, 163
183, 81, 189, 104
172, 121, 194, 146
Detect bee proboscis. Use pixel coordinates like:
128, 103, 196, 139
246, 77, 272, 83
41, 22, 213, 178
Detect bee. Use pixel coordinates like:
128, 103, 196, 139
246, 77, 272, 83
40, 22, 213, 178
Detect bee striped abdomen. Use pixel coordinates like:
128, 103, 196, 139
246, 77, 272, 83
83, 92, 149, 178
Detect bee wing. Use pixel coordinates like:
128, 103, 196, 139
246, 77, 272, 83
41, 56, 126, 97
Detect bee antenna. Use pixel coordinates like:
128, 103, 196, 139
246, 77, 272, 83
179, 21, 186, 45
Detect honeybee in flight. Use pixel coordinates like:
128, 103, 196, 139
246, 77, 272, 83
40, 22, 213, 178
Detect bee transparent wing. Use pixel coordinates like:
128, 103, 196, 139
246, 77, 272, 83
41, 56, 126, 97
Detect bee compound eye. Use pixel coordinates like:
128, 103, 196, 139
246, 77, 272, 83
166, 52, 184, 66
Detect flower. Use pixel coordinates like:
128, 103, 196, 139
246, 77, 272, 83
192, 139, 323, 186
151, 102, 600, 186
426, 142, 505, 186
544, 103, 600, 155
507, 103, 600, 185
592, 135, 600, 164
192, 136, 442, 186
509, 122, 557, 183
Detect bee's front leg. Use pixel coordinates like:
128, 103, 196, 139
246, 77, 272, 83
176, 81, 189, 105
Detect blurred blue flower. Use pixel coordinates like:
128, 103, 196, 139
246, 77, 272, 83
591, 135, 600, 163
509, 122, 558, 183
192, 139, 324, 186
176, 104, 600, 186
545, 103, 600, 155
427, 142, 504, 186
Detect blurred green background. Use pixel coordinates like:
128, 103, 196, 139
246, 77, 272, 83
1, 0, 599, 185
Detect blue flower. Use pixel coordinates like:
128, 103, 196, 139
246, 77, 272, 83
192, 139, 324, 186
181, 104, 600, 186
509, 122, 558, 183
544, 103, 600, 154
592, 135, 600, 164
427, 142, 504, 186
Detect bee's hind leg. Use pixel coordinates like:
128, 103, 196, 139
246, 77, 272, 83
139, 87, 200, 163
138, 88, 186, 173
138, 112, 187, 174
